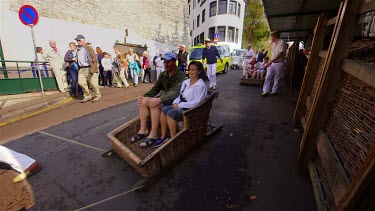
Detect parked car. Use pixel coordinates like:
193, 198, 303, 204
186, 44, 231, 76
230, 49, 245, 70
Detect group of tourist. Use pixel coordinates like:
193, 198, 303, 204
241, 31, 288, 97
35, 35, 191, 103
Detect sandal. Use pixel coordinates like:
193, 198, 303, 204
131, 133, 148, 143
140, 138, 157, 148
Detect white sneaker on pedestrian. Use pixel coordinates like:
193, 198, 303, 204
212, 86, 217, 90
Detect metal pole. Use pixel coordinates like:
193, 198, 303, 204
30, 25, 44, 97
0, 38, 8, 78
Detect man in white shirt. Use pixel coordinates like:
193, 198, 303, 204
242, 44, 255, 77
155, 54, 164, 80
262, 31, 288, 96
43, 40, 68, 92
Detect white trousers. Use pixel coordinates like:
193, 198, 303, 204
263, 62, 285, 93
52, 67, 68, 92
115, 68, 130, 87
243, 59, 251, 75
156, 67, 164, 80
0, 146, 35, 172
207, 63, 217, 87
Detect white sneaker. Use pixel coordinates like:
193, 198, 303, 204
212, 86, 217, 90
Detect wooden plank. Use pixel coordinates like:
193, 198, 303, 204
293, 14, 328, 127
306, 95, 313, 110
326, 16, 337, 26
240, 78, 264, 86
337, 148, 375, 210
360, 0, 375, 14
301, 116, 307, 131
341, 59, 375, 87
298, 0, 363, 171
319, 50, 328, 59
315, 131, 350, 203
308, 161, 326, 211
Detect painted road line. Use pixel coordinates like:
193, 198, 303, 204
0, 96, 73, 127
74, 185, 145, 211
38, 131, 106, 152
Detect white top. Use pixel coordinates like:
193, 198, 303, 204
101, 57, 113, 71
272, 39, 288, 62
126, 53, 138, 63
243, 49, 255, 59
173, 78, 208, 109
155, 57, 164, 68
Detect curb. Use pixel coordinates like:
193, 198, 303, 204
0, 96, 72, 126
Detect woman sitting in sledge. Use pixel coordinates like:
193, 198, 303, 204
139, 61, 208, 148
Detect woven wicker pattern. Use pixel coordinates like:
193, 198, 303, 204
324, 73, 375, 182
305, 57, 326, 120
348, 40, 375, 66
315, 155, 336, 211
109, 91, 217, 177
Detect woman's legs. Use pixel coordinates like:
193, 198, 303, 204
69, 68, 78, 96
130, 68, 138, 85
167, 116, 178, 138
106, 70, 113, 86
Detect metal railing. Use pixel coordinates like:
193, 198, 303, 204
0, 60, 51, 79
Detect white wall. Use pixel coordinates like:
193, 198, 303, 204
0, 1, 178, 64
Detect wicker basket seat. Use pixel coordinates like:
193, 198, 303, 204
107, 91, 219, 177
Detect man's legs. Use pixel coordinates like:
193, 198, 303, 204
138, 97, 151, 134
263, 63, 276, 94
52, 67, 65, 92
0, 146, 35, 172
87, 69, 101, 99
148, 105, 162, 138
243, 59, 250, 76
207, 64, 214, 88
78, 67, 92, 100
211, 63, 217, 88
119, 68, 130, 87
271, 63, 285, 94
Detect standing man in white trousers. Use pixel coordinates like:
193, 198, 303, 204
262, 31, 288, 96
0, 146, 40, 183
202, 38, 222, 90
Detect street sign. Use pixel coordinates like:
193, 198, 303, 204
18, 5, 44, 96
18, 5, 39, 26
214, 38, 219, 42
214, 32, 219, 39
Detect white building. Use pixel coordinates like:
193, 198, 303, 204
188, 0, 245, 51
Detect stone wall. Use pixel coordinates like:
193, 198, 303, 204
10, 0, 190, 46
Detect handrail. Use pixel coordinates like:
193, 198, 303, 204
0, 60, 50, 79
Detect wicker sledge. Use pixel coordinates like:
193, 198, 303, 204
240, 78, 264, 86
105, 91, 223, 188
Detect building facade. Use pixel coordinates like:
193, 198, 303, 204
188, 0, 245, 51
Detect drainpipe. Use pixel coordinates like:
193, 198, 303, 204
0, 38, 7, 78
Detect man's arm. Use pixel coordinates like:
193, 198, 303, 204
265, 52, 283, 68
144, 78, 163, 97
215, 47, 223, 63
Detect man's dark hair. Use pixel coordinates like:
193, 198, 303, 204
36, 47, 42, 53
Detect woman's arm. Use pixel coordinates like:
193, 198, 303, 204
178, 83, 207, 109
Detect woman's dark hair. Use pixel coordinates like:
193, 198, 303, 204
188, 61, 208, 81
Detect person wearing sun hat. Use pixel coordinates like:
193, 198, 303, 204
133, 52, 186, 148
177, 44, 188, 74
262, 31, 288, 97
202, 38, 222, 90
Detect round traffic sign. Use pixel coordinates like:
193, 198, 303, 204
18, 5, 39, 26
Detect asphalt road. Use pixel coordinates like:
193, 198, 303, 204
3, 68, 316, 211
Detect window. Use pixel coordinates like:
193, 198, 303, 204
218, 26, 226, 41
210, 1, 217, 17
235, 28, 239, 43
199, 32, 205, 44
222, 46, 230, 57
202, 9, 206, 23
197, 15, 200, 27
228, 27, 235, 42
194, 36, 199, 46
193, 0, 196, 9
209, 27, 215, 41
238, 3, 241, 17
193, 20, 195, 30
229, 1, 237, 15
190, 30, 193, 37
189, 4, 190, 15
219, 0, 227, 15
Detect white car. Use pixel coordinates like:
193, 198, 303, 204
230, 49, 245, 69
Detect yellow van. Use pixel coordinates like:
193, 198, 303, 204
186, 44, 231, 75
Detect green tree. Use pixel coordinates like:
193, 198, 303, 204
242, 0, 270, 50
